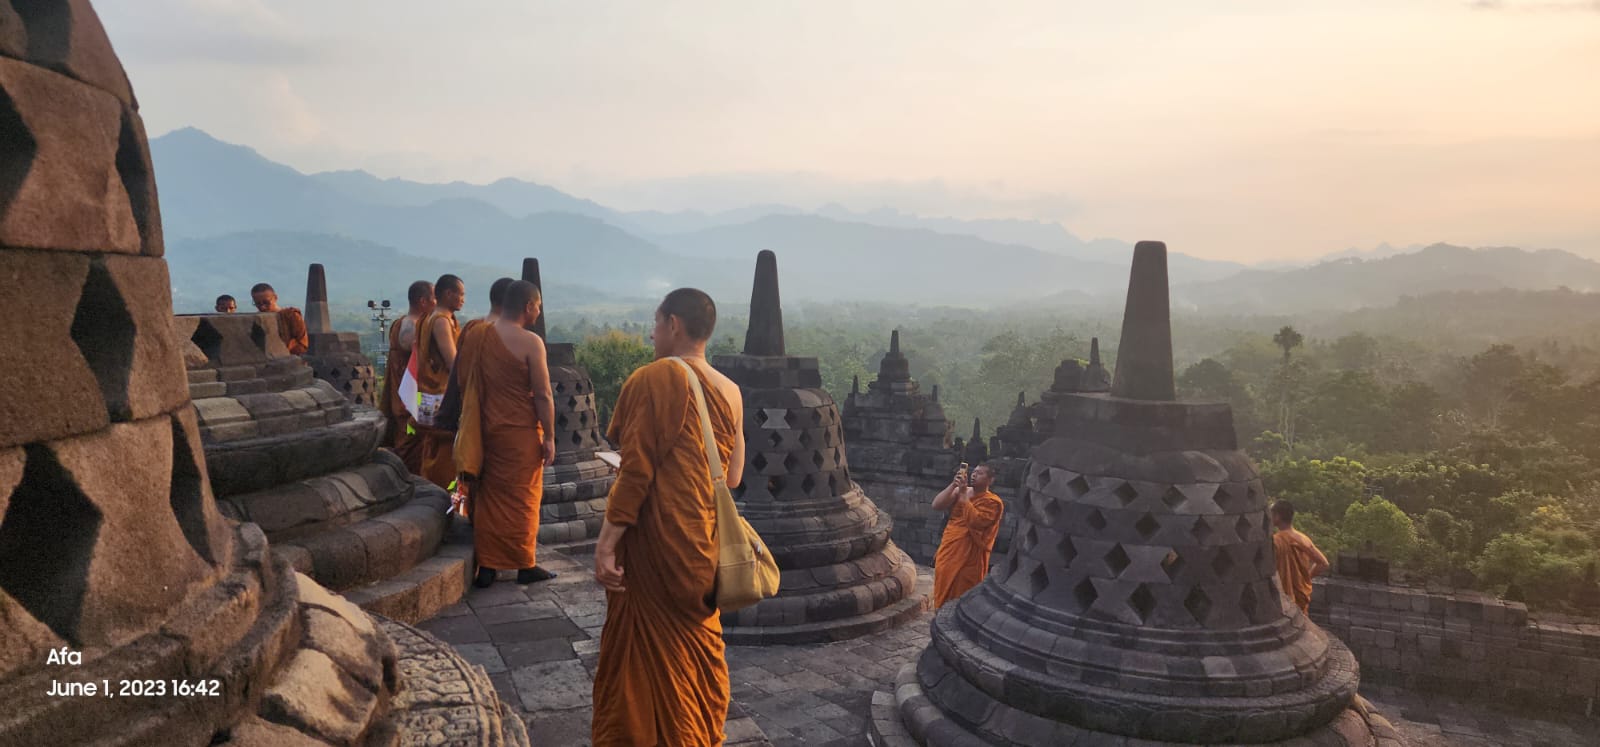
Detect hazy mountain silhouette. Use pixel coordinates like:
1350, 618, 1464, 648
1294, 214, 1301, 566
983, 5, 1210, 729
164, 230, 613, 317
1170, 244, 1600, 312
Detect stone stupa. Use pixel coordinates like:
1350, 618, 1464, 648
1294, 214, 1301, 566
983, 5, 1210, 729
520, 258, 614, 551
714, 251, 930, 644
0, 6, 524, 743
873, 242, 1402, 745
300, 263, 378, 406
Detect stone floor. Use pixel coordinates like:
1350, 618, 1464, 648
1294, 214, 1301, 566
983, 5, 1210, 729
417, 546, 1600, 747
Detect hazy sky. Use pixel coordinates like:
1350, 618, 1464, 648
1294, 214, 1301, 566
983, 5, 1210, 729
97, 1, 1599, 262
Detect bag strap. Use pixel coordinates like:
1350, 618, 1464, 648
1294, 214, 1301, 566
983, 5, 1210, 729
668, 357, 725, 482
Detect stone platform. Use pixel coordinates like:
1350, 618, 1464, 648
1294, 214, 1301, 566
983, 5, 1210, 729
412, 543, 1600, 747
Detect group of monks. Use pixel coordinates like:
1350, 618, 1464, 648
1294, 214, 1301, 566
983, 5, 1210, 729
213, 283, 310, 354
216, 275, 1330, 745
376, 275, 559, 587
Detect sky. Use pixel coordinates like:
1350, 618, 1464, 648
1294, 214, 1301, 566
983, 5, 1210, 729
96, 0, 1600, 263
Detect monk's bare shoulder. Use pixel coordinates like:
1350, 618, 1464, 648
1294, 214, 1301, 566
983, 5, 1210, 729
704, 367, 743, 414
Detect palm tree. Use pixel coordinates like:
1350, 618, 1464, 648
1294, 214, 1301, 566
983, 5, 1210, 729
1273, 325, 1304, 363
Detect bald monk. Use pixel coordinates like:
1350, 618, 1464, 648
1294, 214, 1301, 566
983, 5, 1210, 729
437, 277, 514, 433
379, 280, 434, 473
457, 280, 558, 588
592, 288, 746, 746
414, 274, 465, 489
250, 282, 309, 354
931, 462, 1005, 608
1271, 500, 1329, 613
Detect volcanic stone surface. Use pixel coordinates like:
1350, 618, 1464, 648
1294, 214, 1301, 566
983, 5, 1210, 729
714, 251, 928, 644
301, 262, 378, 406
884, 242, 1393, 745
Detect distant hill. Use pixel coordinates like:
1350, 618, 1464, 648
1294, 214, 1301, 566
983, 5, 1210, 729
165, 231, 615, 321
1171, 244, 1600, 313
310, 169, 621, 224
654, 214, 1135, 301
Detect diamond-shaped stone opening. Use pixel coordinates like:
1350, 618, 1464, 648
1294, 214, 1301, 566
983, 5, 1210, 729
1162, 486, 1186, 510
755, 409, 769, 426
782, 410, 798, 427
798, 431, 812, 448
1212, 548, 1236, 578
1041, 499, 1063, 527
0, 445, 105, 645
1028, 564, 1050, 597
1036, 466, 1052, 487
70, 260, 136, 421
812, 450, 825, 470
190, 319, 223, 363
1114, 481, 1139, 507
1066, 475, 1090, 498
811, 410, 823, 425
1191, 516, 1214, 543
0, 70, 37, 216
827, 474, 840, 494
1073, 578, 1098, 611
1185, 587, 1213, 625
1240, 581, 1263, 624
169, 415, 216, 564
1135, 512, 1160, 539
765, 476, 783, 497
1086, 508, 1107, 531
566, 396, 579, 410
1161, 550, 1184, 581
557, 413, 571, 429
782, 453, 799, 472
1056, 535, 1078, 565
116, 109, 158, 250
1236, 515, 1254, 541
1129, 583, 1157, 623
768, 431, 783, 448
249, 320, 269, 352
1022, 526, 1039, 553
823, 430, 834, 446
578, 411, 590, 426
1104, 544, 1131, 576
751, 453, 768, 471
554, 380, 567, 394
800, 474, 816, 495
1254, 544, 1268, 570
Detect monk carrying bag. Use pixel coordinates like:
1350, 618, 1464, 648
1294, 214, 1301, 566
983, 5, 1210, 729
670, 357, 780, 613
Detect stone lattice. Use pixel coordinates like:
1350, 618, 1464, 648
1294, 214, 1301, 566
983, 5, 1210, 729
715, 251, 929, 644
0, 5, 410, 742
302, 262, 378, 406
841, 330, 960, 564
522, 258, 614, 550
882, 242, 1399, 745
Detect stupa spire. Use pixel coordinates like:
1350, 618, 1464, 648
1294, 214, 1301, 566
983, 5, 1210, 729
304, 263, 332, 333
743, 250, 785, 355
521, 257, 546, 338
1110, 241, 1175, 401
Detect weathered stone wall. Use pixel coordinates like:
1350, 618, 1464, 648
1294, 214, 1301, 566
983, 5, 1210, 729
1311, 575, 1600, 714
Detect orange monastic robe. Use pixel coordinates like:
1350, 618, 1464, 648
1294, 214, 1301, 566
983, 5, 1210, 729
380, 317, 424, 474
1274, 528, 1318, 613
415, 309, 460, 489
277, 307, 309, 355
458, 327, 546, 570
592, 359, 734, 747
933, 490, 1004, 608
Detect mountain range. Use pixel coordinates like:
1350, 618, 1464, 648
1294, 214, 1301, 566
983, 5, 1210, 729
150, 127, 1600, 315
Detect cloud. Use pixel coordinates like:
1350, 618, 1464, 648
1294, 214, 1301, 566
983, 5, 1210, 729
98, 0, 332, 67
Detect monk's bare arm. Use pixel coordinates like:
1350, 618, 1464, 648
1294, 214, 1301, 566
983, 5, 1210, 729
595, 520, 627, 592
432, 317, 457, 369
398, 318, 416, 350
525, 335, 556, 464
1305, 536, 1330, 578
931, 472, 967, 511
726, 394, 746, 488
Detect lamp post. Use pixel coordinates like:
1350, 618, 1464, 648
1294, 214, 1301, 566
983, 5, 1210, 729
367, 299, 392, 372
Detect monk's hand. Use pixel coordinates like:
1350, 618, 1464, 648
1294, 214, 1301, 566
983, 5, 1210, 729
594, 550, 626, 592
542, 436, 556, 467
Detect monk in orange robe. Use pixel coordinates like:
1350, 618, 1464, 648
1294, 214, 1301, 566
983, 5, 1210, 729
435, 276, 514, 440
456, 280, 557, 588
1271, 500, 1329, 613
931, 462, 1005, 608
592, 288, 746, 747
415, 274, 465, 489
250, 282, 309, 354
378, 280, 434, 473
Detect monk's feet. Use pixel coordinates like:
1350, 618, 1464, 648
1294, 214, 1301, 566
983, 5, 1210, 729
517, 567, 557, 585
474, 567, 496, 588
